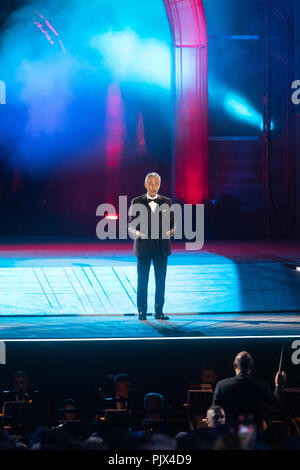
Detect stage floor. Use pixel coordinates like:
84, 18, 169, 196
0, 240, 300, 340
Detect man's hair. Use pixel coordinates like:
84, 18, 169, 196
13, 371, 29, 380
144, 392, 164, 410
206, 406, 224, 416
207, 406, 224, 414
145, 172, 161, 184
113, 373, 131, 385
234, 351, 254, 373
63, 398, 76, 407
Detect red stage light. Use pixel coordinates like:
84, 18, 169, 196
163, 0, 208, 203
105, 214, 119, 221
33, 11, 66, 53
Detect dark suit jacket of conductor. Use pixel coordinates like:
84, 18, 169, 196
128, 194, 175, 258
212, 372, 284, 427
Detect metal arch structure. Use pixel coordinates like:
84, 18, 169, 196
163, 0, 208, 204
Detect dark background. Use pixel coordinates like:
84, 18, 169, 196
0, 0, 299, 239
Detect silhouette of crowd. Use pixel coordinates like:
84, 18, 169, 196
0, 352, 299, 451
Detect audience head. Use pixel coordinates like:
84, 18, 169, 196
30, 426, 77, 450
12, 371, 30, 393
213, 433, 242, 450
176, 429, 215, 450
233, 351, 253, 375
63, 398, 77, 421
143, 433, 176, 450
0, 427, 16, 450
82, 435, 107, 450
114, 373, 131, 399
144, 393, 164, 412
206, 406, 226, 428
143, 392, 165, 422
200, 368, 218, 385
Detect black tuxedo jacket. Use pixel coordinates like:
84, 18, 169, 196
128, 194, 174, 257
212, 372, 284, 426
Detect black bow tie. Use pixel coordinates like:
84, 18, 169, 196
147, 198, 159, 204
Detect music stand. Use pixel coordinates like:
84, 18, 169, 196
186, 390, 213, 416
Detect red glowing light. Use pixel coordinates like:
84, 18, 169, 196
45, 20, 59, 37
105, 84, 125, 169
105, 214, 119, 221
137, 111, 146, 150
33, 21, 54, 45
33, 11, 66, 53
163, 0, 208, 203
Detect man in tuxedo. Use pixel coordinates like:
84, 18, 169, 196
128, 172, 174, 321
212, 351, 286, 428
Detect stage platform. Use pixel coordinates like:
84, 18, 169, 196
0, 240, 299, 340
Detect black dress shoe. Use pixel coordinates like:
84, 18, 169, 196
138, 313, 147, 320
155, 313, 169, 320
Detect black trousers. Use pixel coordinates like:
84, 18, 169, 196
137, 253, 168, 314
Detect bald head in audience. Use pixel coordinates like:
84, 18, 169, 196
233, 351, 254, 375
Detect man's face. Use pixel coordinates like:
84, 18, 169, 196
64, 403, 76, 421
144, 176, 160, 198
201, 368, 218, 384
206, 408, 226, 428
13, 376, 30, 392
115, 381, 131, 398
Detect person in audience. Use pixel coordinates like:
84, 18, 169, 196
30, 426, 79, 450
142, 433, 176, 450
200, 368, 218, 390
114, 373, 131, 408
12, 371, 31, 401
212, 351, 286, 429
2, 371, 40, 404
140, 392, 169, 434
176, 428, 217, 450
261, 422, 300, 450
61, 398, 78, 422
213, 433, 242, 450
206, 406, 226, 428
82, 435, 107, 450
101, 373, 142, 411
144, 393, 165, 422
0, 426, 17, 450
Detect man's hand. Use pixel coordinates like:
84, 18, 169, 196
136, 230, 147, 239
166, 229, 174, 238
275, 370, 287, 386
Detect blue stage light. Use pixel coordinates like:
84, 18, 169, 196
224, 93, 262, 128
90, 29, 171, 89
260, 120, 275, 132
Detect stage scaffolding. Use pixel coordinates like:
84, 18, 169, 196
262, 0, 295, 238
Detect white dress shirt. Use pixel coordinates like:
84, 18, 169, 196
135, 194, 159, 237
147, 193, 159, 213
